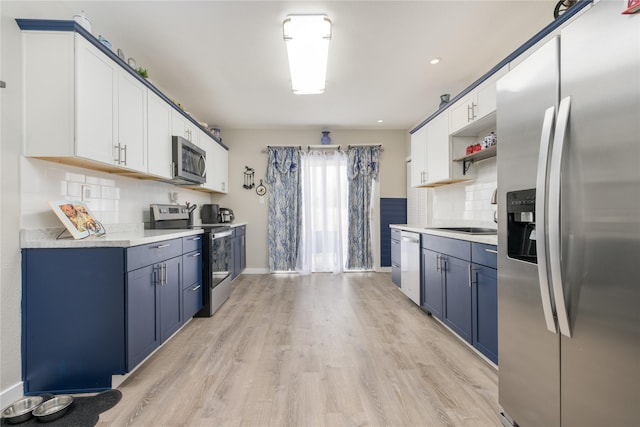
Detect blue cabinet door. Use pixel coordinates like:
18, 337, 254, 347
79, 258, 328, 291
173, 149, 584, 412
421, 248, 443, 319
443, 256, 472, 343
472, 263, 498, 364
22, 248, 125, 393
160, 256, 182, 342
183, 283, 203, 320
126, 264, 159, 370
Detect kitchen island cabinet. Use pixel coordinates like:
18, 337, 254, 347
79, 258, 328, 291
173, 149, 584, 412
21, 230, 202, 394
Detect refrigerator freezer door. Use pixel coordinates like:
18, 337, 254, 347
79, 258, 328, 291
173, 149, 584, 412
558, 2, 640, 426
496, 37, 561, 427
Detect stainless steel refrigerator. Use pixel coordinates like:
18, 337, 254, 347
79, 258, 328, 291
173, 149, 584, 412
496, 1, 640, 426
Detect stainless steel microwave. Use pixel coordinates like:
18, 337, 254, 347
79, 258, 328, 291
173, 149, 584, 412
171, 135, 206, 184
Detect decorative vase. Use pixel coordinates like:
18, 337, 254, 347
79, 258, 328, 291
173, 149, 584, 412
321, 131, 331, 145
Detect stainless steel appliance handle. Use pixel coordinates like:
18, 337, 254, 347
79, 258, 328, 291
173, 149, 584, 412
212, 230, 233, 239
401, 236, 419, 244
199, 154, 207, 177
536, 106, 558, 334
548, 96, 572, 338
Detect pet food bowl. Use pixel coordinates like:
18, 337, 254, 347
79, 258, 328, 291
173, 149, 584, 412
1, 396, 43, 424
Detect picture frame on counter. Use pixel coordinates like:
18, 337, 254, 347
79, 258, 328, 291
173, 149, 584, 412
49, 200, 105, 239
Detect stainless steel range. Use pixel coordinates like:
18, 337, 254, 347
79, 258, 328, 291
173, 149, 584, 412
148, 204, 232, 317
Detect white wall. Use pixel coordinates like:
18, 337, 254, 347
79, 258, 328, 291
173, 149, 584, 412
211, 129, 407, 272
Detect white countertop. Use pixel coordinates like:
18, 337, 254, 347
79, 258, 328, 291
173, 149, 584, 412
390, 224, 498, 246
21, 224, 204, 249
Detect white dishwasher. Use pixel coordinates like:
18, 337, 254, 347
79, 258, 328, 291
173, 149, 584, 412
400, 231, 420, 305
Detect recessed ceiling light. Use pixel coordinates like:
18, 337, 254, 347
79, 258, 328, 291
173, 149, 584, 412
377, 119, 383, 123
430, 57, 441, 65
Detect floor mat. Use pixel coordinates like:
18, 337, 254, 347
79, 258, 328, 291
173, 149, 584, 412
2, 389, 122, 426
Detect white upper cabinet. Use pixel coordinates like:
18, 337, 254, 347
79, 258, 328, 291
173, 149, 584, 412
449, 65, 508, 136
410, 125, 428, 187
21, 24, 229, 192
171, 110, 199, 146
425, 112, 451, 184
147, 90, 173, 180
75, 35, 118, 165
117, 69, 147, 172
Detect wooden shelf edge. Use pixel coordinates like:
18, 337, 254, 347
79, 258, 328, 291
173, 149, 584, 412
453, 145, 497, 163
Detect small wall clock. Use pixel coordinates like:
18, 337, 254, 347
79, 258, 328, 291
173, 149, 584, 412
256, 180, 267, 196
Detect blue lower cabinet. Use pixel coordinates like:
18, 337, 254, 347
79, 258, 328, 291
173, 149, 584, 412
421, 248, 443, 319
183, 283, 203, 320
22, 235, 200, 394
472, 263, 498, 364
126, 264, 159, 370
22, 248, 126, 394
442, 256, 473, 344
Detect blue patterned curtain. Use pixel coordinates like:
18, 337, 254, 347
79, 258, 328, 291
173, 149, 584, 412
346, 145, 381, 270
266, 147, 302, 271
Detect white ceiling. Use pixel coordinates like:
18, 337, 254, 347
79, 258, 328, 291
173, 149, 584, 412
6, 1, 559, 131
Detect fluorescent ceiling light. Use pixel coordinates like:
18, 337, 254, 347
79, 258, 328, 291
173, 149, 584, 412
283, 15, 331, 95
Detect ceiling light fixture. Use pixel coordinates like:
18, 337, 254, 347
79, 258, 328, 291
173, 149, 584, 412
283, 14, 332, 95
430, 57, 441, 65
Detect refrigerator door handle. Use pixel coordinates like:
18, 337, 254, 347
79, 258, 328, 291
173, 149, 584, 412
535, 106, 558, 334
548, 96, 572, 338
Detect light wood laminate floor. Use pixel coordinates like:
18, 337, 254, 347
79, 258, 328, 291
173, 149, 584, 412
99, 273, 500, 426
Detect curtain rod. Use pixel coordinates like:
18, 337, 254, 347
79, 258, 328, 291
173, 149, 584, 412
261, 145, 302, 153
307, 145, 341, 150
261, 144, 383, 153
347, 144, 384, 152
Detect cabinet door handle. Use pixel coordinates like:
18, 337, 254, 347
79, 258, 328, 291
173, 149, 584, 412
191, 284, 201, 291
162, 263, 167, 286
436, 254, 441, 272
155, 244, 170, 249
467, 104, 473, 122
114, 143, 121, 163
468, 264, 473, 288
121, 144, 127, 165
190, 252, 201, 258
485, 248, 498, 254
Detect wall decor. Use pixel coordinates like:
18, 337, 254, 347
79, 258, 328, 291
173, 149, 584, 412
243, 166, 255, 189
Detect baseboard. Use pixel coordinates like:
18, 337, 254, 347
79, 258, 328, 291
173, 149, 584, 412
1, 381, 24, 408
241, 268, 270, 274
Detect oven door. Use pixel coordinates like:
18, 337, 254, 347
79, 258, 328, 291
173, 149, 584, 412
210, 229, 232, 288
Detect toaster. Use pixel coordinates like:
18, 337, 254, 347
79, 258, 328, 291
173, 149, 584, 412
219, 208, 234, 223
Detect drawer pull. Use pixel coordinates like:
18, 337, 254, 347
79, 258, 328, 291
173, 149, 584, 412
190, 237, 201, 241
485, 248, 498, 254
191, 284, 201, 291
155, 244, 170, 249
190, 252, 201, 257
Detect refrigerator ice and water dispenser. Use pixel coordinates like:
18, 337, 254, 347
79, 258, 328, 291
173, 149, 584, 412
506, 189, 537, 263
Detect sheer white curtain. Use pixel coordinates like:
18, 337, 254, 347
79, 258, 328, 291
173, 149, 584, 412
296, 150, 348, 274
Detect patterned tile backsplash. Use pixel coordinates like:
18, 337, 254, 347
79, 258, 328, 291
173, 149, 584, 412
21, 158, 212, 229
